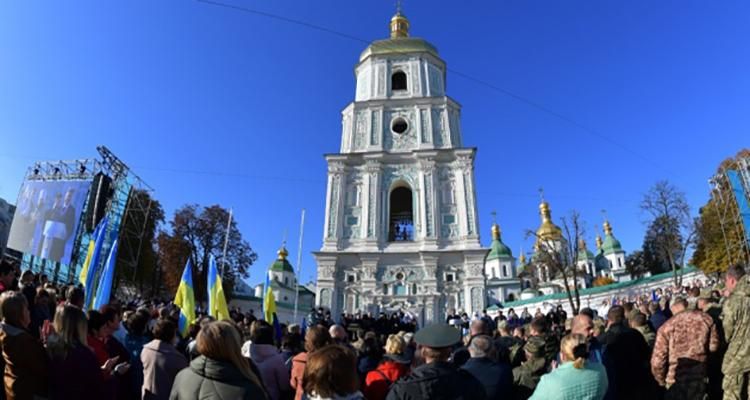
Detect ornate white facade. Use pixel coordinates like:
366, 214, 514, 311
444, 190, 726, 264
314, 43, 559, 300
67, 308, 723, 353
313, 13, 486, 326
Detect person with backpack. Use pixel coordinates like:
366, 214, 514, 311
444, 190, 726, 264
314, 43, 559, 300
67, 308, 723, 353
362, 335, 410, 400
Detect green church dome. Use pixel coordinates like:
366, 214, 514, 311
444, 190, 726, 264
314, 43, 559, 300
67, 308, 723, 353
601, 221, 623, 255
487, 224, 513, 260
270, 245, 295, 273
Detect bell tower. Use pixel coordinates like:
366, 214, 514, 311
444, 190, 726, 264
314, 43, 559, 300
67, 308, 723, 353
314, 10, 486, 324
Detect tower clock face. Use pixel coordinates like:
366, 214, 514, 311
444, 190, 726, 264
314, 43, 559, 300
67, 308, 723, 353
391, 117, 409, 134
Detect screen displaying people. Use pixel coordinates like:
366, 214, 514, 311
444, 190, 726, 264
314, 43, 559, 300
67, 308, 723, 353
7, 179, 92, 264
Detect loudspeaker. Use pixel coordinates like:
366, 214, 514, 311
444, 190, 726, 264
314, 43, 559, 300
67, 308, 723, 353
85, 173, 113, 232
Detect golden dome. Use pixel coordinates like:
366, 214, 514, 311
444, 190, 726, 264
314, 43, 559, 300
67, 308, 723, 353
519, 253, 527, 264
277, 245, 289, 260
603, 220, 613, 235
578, 238, 588, 250
491, 223, 501, 240
390, 11, 410, 38
595, 235, 603, 249
536, 201, 562, 242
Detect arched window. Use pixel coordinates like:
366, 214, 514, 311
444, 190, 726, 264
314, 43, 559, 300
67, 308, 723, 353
391, 71, 407, 91
389, 186, 414, 241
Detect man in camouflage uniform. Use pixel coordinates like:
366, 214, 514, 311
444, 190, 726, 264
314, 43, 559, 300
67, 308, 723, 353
631, 312, 656, 348
651, 297, 720, 400
721, 264, 750, 400
698, 288, 726, 400
512, 336, 547, 400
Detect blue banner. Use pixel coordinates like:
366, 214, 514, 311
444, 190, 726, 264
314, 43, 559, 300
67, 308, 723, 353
727, 170, 750, 249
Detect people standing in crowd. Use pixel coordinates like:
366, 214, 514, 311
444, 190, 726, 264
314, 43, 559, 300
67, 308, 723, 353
386, 324, 486, 400
597, 305, 657, 400
460, 335, 512, 400
0, 262, 16, 295
529, 334, 608, 400
630, 312, 656, 348
246, 321, 291, 400
140, 319, 187, 400
0, 291, 49, 400
362, 334, 410, 400
720, 264, 750, 400
302, 345, 364, 400
47, 304, 125, 399
169, 321, 267, 399
650, 297, 719, 400
570, 314, 603, 363
512, 336, 547, 400
649, 302, 668, 333
357, 337, 383, 377
290, 326, 332, 400
528, 317, 558, 368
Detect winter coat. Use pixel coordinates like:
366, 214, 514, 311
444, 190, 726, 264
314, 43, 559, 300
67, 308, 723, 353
721, 276, 750, 375
168, 355, 267, 400
290, 352, 307, 400
141, 339, 188, 400
460, 357, 512, 400
634, 325, 656, 348
597, 322, 658, 400
49, 341, 112, 400
528, 361, 608, 400
0, 322, 49, 400
249, 343, 291, 400
385, 361, 487, 400
362, 359, 410, 400
650, 310, 719, 387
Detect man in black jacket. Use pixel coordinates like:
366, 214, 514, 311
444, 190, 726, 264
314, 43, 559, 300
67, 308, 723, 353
598, 305, 660, 400
460, 335, 512, 400
386, 324, 486, 400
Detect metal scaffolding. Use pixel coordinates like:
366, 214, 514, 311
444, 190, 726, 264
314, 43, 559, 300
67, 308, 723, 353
709, 155, 750, 266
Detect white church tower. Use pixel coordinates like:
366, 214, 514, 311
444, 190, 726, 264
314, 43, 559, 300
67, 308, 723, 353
313, 11, 487, 325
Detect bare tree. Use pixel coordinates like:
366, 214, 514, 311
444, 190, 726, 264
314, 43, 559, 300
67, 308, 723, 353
640, 180, 696, 287
526, 210, 586, 315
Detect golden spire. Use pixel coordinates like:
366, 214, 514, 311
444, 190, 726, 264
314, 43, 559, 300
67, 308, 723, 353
491, 223, 501, 240
595, 235, 603, 249
277, 243, 289, 260
519, 252, 526, 264
603, 220, 613, 235
389, 3, 410, 38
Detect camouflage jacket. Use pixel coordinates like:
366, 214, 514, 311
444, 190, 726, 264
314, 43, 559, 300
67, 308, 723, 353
634, 325, 656, 348
650, 310, 719, 386
512, 357, 546, 400
721, 276, 750, 375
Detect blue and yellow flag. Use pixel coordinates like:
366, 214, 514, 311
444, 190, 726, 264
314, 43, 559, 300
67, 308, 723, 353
263, 271, 282, 340
79, 218, 105, 286
207, 255, 230, 321
174, 259, 196, 337
82, 216, 109, 310
92, 237, 118, 311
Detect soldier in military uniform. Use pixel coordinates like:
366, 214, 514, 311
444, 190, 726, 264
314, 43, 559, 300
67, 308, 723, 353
720, 264, 750, 400
512, 336, 547, 400
651, 297, 720, 400
385, 324, 487, 400
698, 288, 726, 400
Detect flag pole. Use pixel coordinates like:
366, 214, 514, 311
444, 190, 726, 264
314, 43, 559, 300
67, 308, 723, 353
293, 208, 306, 322
220, 208, 233, 278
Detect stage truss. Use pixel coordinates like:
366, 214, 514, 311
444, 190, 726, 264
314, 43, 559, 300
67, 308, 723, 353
709, 155, 750, 266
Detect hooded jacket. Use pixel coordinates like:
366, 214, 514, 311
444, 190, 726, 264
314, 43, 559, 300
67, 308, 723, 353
721, 276, 750, 375
249, 343, 291, 400
169, 355, 267, 400
141, 339, 188, 400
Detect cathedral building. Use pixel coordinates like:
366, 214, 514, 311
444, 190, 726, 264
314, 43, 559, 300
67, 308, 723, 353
313, 12, 487, 325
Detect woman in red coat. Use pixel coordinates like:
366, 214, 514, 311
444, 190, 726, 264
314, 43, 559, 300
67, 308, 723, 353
362, 334, 411, 400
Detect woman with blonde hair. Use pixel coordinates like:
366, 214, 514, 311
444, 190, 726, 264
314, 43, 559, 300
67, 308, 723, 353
362, 334, 410, 400
47, 304, 122, 399
529, 333, 608, 400
169, 320, 267, 399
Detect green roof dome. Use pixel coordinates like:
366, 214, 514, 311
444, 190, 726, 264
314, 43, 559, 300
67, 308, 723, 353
270, 246, 295, 273
487, 224, 513, 260
577, 239, 595, 261
601, 221, 623, 255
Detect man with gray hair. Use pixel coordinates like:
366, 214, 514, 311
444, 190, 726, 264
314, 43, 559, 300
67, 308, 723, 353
460, 335, 512, 399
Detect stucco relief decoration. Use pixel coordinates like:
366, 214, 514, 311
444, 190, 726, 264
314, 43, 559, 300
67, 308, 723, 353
319, 266, 336, 279
468, 263, 483, 277
420, 109, 430, 143
471, 287, 482, 312
370, 110, 381, 146
429, 65, 443, 95
354, 110, 368, 150
320, 288, 332, 307
327, 173, 341, 238
384, 164, 418, 190
431, 109, 443, 147
384, 110, 417, 152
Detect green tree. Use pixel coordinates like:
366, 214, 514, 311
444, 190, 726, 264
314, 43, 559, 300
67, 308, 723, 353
158, 204, 258, 302
625, 250, 648, 279
640, 181, 696, 287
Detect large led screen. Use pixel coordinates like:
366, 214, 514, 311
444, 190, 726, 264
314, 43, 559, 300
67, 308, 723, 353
7, 180, 92, 264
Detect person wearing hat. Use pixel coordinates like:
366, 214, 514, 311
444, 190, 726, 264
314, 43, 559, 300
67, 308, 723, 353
385, 324, 486, 400
512, 336, 547, 400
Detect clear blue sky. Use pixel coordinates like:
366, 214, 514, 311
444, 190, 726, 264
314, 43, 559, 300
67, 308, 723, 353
1, 1, 748, 288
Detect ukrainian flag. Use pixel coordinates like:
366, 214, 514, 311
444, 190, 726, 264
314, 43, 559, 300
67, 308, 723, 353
82, 216, 109, 310
174, 259, 196, 337
207, 255, 230, 321
79, 217, 106, 286
263, 272, 282, 340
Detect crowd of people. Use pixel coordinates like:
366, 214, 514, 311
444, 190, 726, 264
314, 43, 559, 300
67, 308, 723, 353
0, 256, 748, 400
